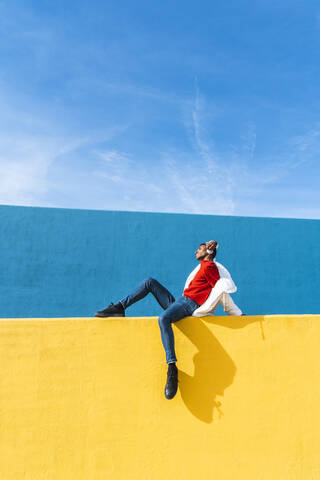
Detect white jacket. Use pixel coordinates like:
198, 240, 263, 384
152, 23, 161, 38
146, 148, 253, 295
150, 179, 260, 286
183, 261, 239, 317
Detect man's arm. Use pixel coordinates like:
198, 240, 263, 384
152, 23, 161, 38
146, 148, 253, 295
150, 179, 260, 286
203, 263, 220, 287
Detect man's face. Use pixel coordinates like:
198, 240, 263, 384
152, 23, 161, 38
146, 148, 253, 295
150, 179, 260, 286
195, 243, 207, 260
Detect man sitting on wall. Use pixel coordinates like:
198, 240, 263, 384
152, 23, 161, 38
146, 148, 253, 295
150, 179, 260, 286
94, 240, 243, 400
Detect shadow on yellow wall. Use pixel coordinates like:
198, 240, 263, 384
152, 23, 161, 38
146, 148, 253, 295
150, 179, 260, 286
176, 316, 264, 423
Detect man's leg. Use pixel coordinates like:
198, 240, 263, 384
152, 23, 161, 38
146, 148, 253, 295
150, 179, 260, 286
158, 296, 199, 399
219, 293, 242, 316
120, 277, 175, 310
95, 277, 175, 317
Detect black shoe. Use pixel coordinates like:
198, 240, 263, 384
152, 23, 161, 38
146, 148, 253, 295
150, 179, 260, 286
94, 302, 125, 317
165, 364, 178, 399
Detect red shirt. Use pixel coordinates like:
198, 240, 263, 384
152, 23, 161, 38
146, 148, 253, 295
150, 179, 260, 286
183, 260, 220, 306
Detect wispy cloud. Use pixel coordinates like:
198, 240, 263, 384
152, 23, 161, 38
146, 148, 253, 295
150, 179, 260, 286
192, 85, 220, 176
176, 84, 320, 218
1, 82, 320, 220
0, 1, 319, 220
166, 85, 237, 215
244, 124, 320, 187
281, 125, 320, 169
0, 133, 85, 206
0, 94, 127, 208
240, 123, 256, 159
164, 157, 205, 214
94, 150, 134, 184
93, 149, 166, 210
94, 143, 236, 216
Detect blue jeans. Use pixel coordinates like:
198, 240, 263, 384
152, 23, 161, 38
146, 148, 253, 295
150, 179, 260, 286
120, 277, 199, 364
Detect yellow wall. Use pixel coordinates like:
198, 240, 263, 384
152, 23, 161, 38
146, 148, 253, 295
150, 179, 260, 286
0, 315, 319, 479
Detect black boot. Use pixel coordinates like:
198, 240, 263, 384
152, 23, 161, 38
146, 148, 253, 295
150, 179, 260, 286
94, 302, 125, 317
165, 363, 178, 399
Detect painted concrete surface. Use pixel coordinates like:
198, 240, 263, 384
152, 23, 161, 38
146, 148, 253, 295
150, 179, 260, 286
1, 204, 320, 318
1, 315, 320, 479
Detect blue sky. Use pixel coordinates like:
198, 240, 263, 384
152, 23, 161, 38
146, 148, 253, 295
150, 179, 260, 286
0, 0, 320, 218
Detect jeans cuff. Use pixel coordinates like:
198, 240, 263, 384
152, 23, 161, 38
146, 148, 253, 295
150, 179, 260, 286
167, 358, 177, 364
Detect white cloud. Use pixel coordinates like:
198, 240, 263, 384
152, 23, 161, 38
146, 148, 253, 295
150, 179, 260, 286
93, 144, 236, 215
164, 157, 204, 214
177, 85, 320, 219
0, 133, 85, 206
163, 154, 235, 215
97, 150, 131, 163
240, 123, 256, 159
192, 85, 221, 176
87, 88, 320, 219
0, 75, 129, 207
93, 149, 166, 203
166, 85, 237, 215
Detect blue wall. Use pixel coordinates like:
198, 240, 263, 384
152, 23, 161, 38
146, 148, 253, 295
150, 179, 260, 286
0, 205, 319, 317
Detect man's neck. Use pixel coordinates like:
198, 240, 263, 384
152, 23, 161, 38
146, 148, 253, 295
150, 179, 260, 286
199, 255, 212, 262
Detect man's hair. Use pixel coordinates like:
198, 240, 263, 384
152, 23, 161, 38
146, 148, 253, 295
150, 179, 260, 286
200, 241, 218, 260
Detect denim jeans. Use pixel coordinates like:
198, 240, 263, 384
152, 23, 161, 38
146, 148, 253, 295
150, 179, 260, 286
120, 277, 199, 364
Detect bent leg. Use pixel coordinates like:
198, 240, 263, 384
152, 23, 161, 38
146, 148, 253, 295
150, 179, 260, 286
120, 277, 175, 310
220, 293, 242, 315
158, 296, 199, 363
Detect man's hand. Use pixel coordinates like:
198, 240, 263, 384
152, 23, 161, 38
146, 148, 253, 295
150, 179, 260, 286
206, 240, 218, 252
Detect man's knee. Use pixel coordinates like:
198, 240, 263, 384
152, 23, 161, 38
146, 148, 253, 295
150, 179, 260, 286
158, 312, 170, 330
144, 276, 157, 287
